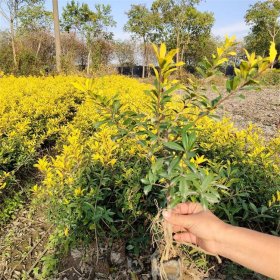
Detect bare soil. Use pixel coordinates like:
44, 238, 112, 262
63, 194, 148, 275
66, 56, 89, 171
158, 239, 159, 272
209, 86, 280, 138
0, 207, 51, 280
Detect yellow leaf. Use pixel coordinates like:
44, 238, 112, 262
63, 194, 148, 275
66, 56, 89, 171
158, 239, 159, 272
109, 158, 117, 166
165, 49, 179, 62
92, 154, 101, 161
72, 82, 86, 92
249, 52, 256, 65
269, 41, 277, 64
216, 58, 228, 66
175, 61, 185, 67
74, 186, 83, 197
33, 184, 38, 192
150, 64, 159, 81
234, 68, 241, 76
0, 182, 7, 190
159, 43, 167, 59
244, 49, 250, 61
152, 43, 159, 60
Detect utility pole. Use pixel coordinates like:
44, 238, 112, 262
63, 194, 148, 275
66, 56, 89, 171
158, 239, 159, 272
52, 0, 62, 73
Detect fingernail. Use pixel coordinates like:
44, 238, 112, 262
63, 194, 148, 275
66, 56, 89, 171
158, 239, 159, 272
162, 210, 171, 218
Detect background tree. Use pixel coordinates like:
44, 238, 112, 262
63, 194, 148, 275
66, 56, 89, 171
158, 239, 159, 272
245, 0, 280, 55
0, 0, 25, 70
114, 40, 136, 74
61, 32, 87, 73
185, 35, 219, 69
0, 31, 14, 73
62, 0, 116, 74
124, 4, 155, 78
151, 0, 214, 66
16, 0, 52, 72
0, 0, 52, 73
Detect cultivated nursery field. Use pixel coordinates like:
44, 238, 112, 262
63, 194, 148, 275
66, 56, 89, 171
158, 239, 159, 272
0, 41, 280, 280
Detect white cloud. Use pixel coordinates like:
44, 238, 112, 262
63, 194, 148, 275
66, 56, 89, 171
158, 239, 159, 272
212, 22, 250, 39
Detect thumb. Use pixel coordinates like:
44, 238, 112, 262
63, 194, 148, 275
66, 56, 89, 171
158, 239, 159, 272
162, 210, 195, 229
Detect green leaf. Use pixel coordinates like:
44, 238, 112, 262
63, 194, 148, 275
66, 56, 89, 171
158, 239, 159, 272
232, 76, 240, 90
188, 133, 196, 150
200, 174, 215, 191
226, 78, 233, 93
203, 192, 220, 204
148, 171, 156, 184
140, 178, 149, 185
126, 245, 134, 250
163, 142, 185, 152
249, 202, 258, 214
182, 132, 188, 151
210, 96, 222, 107
169, 196, 182, 208
178, 178, 198, 200
164, 83, 182, 96
211, 84, 219, 93
112, 99, 121, 113
144, 185, 152, 195
151, 158, 164, 173
183, 173, 197, 181
168, 156, 181, 174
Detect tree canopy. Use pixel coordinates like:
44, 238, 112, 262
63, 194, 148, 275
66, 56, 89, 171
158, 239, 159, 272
245, 0, 280, 55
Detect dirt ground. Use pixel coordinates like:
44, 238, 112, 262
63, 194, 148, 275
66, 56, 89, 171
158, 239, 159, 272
210, 85, 280, 138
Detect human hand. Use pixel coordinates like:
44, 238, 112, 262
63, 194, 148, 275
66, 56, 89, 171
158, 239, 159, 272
163, 202, 228, 255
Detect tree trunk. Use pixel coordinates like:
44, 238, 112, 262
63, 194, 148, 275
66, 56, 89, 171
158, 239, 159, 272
52, 0, 62, 73
35, 39, 42, 60
87, 50, 91, 75
142, 39, 146, 79
176, 33, 180, 63
10, 18, 17, 70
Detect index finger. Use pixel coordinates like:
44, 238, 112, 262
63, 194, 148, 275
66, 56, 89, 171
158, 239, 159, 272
172, 202, 203, 215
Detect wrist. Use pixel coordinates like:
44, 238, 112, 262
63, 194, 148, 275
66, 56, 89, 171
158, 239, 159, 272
214, 222, 234, 257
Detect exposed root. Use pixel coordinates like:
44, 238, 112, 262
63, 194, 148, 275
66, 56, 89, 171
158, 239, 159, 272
151, 209, 220, 280
151, 210, 180, 279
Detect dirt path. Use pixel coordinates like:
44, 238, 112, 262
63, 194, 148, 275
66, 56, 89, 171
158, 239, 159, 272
212, 86, 280, 138
0, 206, 51, 280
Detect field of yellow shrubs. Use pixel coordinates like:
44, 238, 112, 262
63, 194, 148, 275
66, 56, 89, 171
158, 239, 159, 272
0, 73, 279, 278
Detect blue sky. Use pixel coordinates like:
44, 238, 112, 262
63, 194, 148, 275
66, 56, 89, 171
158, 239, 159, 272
1, 0, 259, 39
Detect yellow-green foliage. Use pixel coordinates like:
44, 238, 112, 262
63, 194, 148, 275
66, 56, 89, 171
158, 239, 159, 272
197, 118, 280, 176
65, 75, 152, 137
0, 76, 84, 194
0, 73, 279, 253
1, 40, 279, 279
